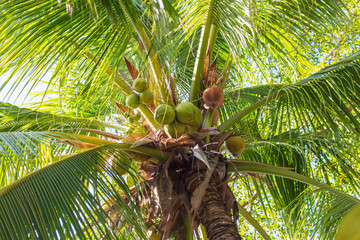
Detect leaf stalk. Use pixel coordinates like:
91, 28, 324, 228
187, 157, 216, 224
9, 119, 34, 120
189, 0, 216, 104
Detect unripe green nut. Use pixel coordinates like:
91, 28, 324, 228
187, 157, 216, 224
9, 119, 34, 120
165, 121, 186, 138
189, 107, 203, 127
336, 204, 360, 240
140, 89, 154, 105
225, 136, 246, 157
154, 104, 175, 125
126, 94, 140, 109
175, 102, 198, 124
133, 113, 141, 121
133, 78, 147, 92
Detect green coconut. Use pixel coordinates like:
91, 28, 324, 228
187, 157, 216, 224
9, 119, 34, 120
189, 107, 203, 127
133, 78, 147, 92
225, 136, 246, 157
129, 112, 141, 123
165, 121, 186, 138
133, 112, 141, 121
335, 204, 360, 240
154, 104, 175, 125
139, 89, 154, 105
126, 94, 140, 109
175, 102, 198, 124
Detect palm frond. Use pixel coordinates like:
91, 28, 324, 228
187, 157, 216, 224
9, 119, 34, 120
226, 120, 360, 237
228, 159, 360, 238
0, 144, 147, 239
0, 0, 132, 102
221, 50, 360, 136
228, 159, 356, 201
174, 0, 350, 87
285, 188, 356, 239
0, 102, 119, 132
0, 101, 128, 187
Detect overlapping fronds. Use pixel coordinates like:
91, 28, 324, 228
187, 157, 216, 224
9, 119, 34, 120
0, 102, 116, 131
229, 156, 360, 238
0, 132, 56, 187
219, 51, 360, 238
0, 144, 147, 239
0, 0, 359, 238
222, 51, 360, 139
0, 0, 134, 104
0, 102, 126, 187
0, 0, 352, 106
288, 188, 357, 239
174, 0, 349, 87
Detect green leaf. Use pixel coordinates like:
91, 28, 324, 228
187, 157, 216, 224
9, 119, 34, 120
237, 204, 271, 240
228, 159, 358, 202
0, 145, 147, 239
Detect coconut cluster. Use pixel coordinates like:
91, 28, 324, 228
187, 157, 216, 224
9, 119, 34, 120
154, 102, 203, 138
124, 112, 140, 123
202, 86, 246, 157
126, 78, 154, 109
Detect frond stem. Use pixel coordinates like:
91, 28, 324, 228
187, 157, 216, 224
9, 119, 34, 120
183, 215, 193, 240
202, 109, 214, 143
208, 24, 218, 61
219, 90, 285, 132
237, 204, 271, 240
118, 0, 171, 105
138, 105, 160, 129
114, 143, 170, 161
189, 0, 216, 104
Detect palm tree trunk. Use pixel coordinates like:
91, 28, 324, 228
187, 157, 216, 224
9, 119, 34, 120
198, 182, 241, 240
150, 145, 241, 239
183, 151, 241, 240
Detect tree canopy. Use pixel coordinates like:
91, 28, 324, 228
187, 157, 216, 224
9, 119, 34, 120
0, 0, 360, 239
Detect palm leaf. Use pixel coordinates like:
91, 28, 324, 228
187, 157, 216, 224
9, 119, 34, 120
0, 144, 147, 239
237, 203, 271, 240
228, 157, 360, 238
0, 102, 122, 132
0, 101, 129, 187
220, 50, 360, 135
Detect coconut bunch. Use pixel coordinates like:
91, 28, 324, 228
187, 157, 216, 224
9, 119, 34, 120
125, 75, 203, 139
123, 54, 245, 156
154, 102, 203, 138
101, 53, 247, 238
202, 86, 245, 156
201, 54, 246, 157
126, 77, 154, 109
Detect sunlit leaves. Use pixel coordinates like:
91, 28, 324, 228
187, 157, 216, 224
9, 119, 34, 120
0, 145, 147, 239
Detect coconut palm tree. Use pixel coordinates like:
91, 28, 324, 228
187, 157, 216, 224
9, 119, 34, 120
0, 0, 360, 239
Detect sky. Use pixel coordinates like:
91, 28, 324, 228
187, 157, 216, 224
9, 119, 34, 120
0, 71, 52, 107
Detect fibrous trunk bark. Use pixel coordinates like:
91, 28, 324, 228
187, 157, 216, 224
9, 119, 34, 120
144, 135, 241, 240
198, 182, 241, 240
184, 152, 241, 240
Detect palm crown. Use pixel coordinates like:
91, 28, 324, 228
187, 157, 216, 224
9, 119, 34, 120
0, 0, 360, 239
